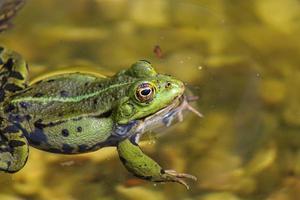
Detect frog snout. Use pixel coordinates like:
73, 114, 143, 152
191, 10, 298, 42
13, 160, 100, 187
164, 79, 185, 96
178, 80, 185, 91
177, 81, 185, 95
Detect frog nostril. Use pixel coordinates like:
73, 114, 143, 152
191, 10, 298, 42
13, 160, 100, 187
165, 82, 172, 88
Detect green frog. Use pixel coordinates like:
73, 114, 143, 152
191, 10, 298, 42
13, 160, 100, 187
0, 47, 202, 189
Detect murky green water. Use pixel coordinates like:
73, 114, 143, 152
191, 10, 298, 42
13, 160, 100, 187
1, 0, 300, 199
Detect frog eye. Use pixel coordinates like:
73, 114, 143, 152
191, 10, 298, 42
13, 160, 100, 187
135, 82, 155, 103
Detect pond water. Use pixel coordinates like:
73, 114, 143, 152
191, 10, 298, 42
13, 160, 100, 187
1, 0, 300, 200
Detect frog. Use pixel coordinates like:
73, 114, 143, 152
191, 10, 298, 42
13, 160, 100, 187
0, 47, 202, 189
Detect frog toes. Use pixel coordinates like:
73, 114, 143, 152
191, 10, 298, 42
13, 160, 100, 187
162, 169, 197, 190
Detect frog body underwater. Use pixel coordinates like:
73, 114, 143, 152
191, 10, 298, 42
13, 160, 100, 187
0, 47, 200, 189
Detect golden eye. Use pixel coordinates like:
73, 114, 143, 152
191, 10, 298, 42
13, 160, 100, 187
135, 82, 155, 103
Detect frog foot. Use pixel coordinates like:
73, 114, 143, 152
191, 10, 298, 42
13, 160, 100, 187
161, 169, 197, 190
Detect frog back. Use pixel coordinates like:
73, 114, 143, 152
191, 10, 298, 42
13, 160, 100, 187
9, 72, 131, 122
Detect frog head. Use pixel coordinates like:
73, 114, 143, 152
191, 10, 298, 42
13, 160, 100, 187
114, 60, 185, 124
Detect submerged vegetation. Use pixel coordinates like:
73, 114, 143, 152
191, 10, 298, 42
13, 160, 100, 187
0, 0, 300, 199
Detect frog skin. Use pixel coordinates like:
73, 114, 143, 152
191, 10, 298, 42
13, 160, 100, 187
0, 47, 199, 189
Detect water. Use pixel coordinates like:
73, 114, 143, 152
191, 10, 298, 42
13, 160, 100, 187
1, 0, 300, 199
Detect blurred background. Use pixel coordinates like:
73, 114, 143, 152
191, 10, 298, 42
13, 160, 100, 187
1, 0, 300, 199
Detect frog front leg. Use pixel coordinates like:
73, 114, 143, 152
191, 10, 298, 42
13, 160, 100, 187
117, 138, 197, 189
0, 121, 29, 172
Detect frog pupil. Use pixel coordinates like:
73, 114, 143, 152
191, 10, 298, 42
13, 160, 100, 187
141, 88, 151, 96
